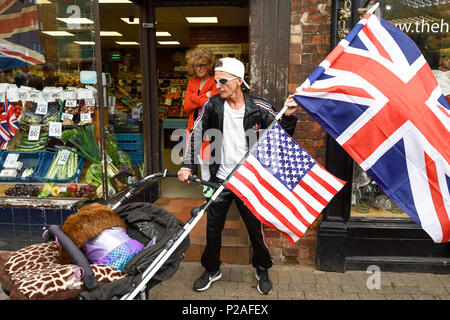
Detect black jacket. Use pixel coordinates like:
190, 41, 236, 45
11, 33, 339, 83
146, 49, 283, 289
182, 92, 298, 180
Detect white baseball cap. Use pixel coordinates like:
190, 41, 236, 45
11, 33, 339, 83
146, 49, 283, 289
214, 57, 250, 89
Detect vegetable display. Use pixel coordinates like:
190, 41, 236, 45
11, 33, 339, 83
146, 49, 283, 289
44, 149, 79, 180
13, 132, 48, 152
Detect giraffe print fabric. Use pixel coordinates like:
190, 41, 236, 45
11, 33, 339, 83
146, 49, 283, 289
0, 241, 126, 299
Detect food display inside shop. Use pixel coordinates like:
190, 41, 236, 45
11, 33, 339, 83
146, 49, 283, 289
0, 84, 140, 199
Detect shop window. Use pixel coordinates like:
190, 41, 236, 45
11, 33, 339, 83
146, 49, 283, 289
0, 0, 143, 201
350, 1, 449, 218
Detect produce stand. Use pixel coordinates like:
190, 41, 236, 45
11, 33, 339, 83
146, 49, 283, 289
0, 85, 141, 202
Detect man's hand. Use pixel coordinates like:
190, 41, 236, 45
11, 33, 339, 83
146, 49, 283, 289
283, 94, 299, 117
178, 168, 192, 183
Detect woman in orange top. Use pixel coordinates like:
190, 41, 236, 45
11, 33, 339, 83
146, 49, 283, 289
184, 47, 218, 180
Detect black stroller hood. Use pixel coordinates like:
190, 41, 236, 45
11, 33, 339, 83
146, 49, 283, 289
79, 201, 190, 300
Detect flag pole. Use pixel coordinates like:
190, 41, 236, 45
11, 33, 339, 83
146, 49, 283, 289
367, 2, 380, 15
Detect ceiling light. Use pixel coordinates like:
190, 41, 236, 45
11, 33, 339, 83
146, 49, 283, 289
156, 31, 171, 37
116, 41, 140, 45
98, 0, 132, 3
74, 41, 95, 45
121, 17, 140, 24
158, 41, 180, 45
185, 17, 218, 23
56, 18, 94, 24
98, 31, 123, 36
42, 31, 74, 36
36, 0, 52, 4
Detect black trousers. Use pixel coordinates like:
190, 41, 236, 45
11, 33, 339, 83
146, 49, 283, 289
201, 178, 273, 272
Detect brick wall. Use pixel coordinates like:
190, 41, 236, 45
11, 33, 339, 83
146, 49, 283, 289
266, 0, 332, 267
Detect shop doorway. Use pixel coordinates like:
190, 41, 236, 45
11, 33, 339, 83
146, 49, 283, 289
152, 4, 251, 264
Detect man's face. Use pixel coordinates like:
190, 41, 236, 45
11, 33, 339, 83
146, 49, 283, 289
214, 71, 242, 99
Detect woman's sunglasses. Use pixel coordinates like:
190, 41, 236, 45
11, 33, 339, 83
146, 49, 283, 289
214, 77, 239, 86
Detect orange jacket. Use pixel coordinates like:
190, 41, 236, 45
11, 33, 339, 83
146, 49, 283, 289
184, 76, 218, 132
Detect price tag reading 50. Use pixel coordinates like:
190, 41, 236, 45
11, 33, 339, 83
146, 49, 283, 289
28, 125, 41, 141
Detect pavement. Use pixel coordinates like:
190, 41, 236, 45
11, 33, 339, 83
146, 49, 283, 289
146, 261, 450, 301
1, 260, 449, 301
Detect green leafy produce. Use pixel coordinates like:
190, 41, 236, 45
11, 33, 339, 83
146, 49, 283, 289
61, 128, 78, 144
86, 163, 103, 186
117, 150, 132, 169
63, 125, 101, 164
107, 139, 120, 166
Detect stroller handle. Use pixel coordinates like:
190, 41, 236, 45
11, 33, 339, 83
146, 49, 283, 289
163, 171, 219, 189
111, 169, 220, 210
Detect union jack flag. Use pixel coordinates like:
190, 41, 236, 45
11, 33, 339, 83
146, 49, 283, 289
0, 0, 45, 70
0, 93, 18, 145
294, 13, 450, 243
226, 123, 346, 244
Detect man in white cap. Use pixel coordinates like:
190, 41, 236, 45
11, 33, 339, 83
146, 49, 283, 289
178, 57, 299, 295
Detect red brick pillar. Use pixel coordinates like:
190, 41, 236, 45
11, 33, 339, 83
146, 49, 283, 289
266, 0, 332, 267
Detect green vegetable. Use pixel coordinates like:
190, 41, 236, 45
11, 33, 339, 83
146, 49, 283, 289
117, 150, 132, 169
107, 139, 120, 166
86, 163, 103, 186
61, 128, 78, 144
45, 149, 78, 180
63, 125, 101, 164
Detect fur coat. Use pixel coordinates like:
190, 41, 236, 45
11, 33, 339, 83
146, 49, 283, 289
59, 203, 126, 264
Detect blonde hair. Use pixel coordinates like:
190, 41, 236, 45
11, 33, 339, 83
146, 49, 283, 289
186, 46, 215, 76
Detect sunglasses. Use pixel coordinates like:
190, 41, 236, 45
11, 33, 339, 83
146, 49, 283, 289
214, 77, 239, 86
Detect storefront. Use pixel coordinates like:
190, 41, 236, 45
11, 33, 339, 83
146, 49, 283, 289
0, 0, 448, 273
0, 0, 260, 256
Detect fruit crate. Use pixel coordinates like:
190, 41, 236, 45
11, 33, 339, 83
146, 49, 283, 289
115, 133, 143, 144
128, 152, 144, 167
0, 151, 44, 182
35, 151, 85, 183
116, 133, 144, 153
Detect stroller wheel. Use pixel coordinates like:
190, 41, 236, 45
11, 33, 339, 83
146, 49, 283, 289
1, 283, 10, 297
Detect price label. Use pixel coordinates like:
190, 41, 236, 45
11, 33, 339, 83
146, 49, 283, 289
28, 125, 41, 141
165, 98, 172, 106
49, 121, 62, 138
80, 112, 92, 122
106, 155, 112, 164
4, 153, 19, 168
61, 113, 74, 121
58, 150, 71, 165
132, 108, 140, 120
65, 99, 77, 107
171, 87, 177, 93
35, 102, 48, 115
85, 99, 96, 107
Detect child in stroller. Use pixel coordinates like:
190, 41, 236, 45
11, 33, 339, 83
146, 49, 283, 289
0, 171, 217, 300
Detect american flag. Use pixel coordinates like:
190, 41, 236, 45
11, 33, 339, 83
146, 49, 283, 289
0, 0, 45, 70
294, 13, 450, 243
225, 123, 346, 244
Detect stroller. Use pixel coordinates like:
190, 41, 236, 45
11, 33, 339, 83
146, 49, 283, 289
0, 170, 218, 300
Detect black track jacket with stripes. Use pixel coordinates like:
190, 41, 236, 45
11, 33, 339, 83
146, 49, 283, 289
182, 92, 298, 181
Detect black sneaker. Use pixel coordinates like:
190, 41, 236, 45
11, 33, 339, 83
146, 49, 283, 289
193, 269, 222, 291
255, 269, 272, 295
